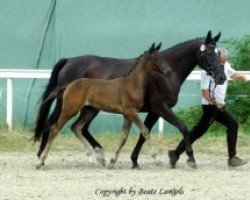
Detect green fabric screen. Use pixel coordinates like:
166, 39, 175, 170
0, 0, 249, 133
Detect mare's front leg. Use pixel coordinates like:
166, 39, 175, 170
130, 112, 159, 169
108, 117, 132, 169
37, 96, 62, 158
154, 103, 196, 168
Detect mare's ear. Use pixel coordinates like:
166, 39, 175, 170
155, 43, 162, 51
205, 30, 212, 44
213, 32, 221, 43
149, 43, 155, 53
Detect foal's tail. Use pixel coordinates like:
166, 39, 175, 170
42, 86, 66, 105
33, 58, 68, 142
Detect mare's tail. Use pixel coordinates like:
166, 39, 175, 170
33, 58, 67, 142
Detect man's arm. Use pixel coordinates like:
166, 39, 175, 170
231, 73, 247, 81
202, 89, 224, 108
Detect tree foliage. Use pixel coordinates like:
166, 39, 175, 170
222, 35, 250, 123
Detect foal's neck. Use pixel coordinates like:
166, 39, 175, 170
128, 62, 148, 88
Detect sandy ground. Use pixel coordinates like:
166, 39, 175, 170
0, 151, 249, 200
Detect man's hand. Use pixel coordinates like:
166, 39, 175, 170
202, 89, 224, 109
231, 73, 247, 81
214, 101, 224, 109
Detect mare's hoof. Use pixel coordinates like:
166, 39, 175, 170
168, 150, 179, 169
131, 164, 141, 170
187, 159, 197, 169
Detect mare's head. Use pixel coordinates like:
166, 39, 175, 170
137, 43, 169, 74
196, 31, 226, 85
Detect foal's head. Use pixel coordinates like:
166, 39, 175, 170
136, 43, 168, 74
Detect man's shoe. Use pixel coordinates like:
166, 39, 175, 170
228, 157, 248, 167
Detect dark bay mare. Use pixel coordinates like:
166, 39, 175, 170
33, 31, 226, 169
36, 44, 166, 169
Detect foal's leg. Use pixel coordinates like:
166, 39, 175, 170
36, 96, 81, 169
127, 111, 157, 158
36, 114, 70, 169
71, 108, 106, 166
108, 117, 132, 169
78, 107, 105, 164
130, 112, 159, 168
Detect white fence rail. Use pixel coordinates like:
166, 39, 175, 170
1, 69, 250, 132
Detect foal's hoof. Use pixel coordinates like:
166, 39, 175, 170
150, 148, 158, 159
168, 150, 179, 169
107, 165, 114, 170
87, 156, 95, 165
187, 159, 197, 169
97, 157, 106, 167
36, 163, 45, 170
94, 147, 106, 167
107, 159, 115, 170
151, 152, 158, 159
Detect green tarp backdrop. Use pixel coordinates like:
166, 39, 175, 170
0, 0, 249, 133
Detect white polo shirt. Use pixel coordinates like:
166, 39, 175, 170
201, 62, 236, 105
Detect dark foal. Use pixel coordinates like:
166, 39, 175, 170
36, 43, 167, 169
34, 31, 226, 169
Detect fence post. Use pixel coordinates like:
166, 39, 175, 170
6, 78, 13, 131
158, 117, 164, 136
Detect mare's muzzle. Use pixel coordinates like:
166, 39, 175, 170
207, 65, 226, 85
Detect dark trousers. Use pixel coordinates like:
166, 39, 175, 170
175, 105, 238, 158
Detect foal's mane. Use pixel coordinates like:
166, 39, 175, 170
123, 54, 144, 77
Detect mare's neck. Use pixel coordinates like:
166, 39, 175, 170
161, 39, 202, 84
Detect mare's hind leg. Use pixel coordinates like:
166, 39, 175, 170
71, 107, 106, 166
127, 111, 157, 159
37, 97, 62, 158
108, 117, 132, 169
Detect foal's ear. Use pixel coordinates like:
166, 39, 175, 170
213, 32, 221, 43
155, 43, 162, 51
205, 30, 212, 44
149, 43, 156, 53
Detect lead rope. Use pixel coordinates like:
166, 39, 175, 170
208, 78, 218, 123
208, 78, 218, 107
